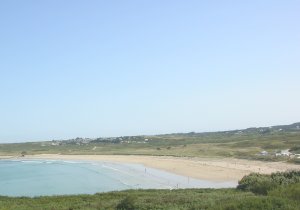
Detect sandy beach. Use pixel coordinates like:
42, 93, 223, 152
3, 154, 295, 182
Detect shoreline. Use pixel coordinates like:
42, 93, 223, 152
2, 154, 299, 182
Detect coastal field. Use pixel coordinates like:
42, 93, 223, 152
1, 123, 299, 163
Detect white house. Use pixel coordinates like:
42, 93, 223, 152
260, 151, 268, 156
280, 149, 291, 156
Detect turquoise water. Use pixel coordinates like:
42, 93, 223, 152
0, 159, 237, 197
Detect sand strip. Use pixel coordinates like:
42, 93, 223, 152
7, 154, 298, 182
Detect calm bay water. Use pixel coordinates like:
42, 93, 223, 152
0, 159, 237, 197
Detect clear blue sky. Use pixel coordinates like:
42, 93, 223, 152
1, 0, 300, 142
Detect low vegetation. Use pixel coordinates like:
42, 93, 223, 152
1, 123, 299, 163
238, 170, 300, 195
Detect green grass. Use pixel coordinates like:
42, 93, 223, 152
0, 188, 299, 210
1, 130, 299, 162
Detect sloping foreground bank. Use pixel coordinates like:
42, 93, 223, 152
0, 171, 299, 210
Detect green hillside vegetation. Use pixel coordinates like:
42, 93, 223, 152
0, 171, 299, 210
1, 123, 299, 163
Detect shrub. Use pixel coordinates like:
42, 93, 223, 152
237, 173, 276, 195
237, 171, 300, 195
116, 196, 136, 210
269, 183, 300, 202
222, 196, 293, 210
270, 171, 300, 185
21, 151, 27, 156
290, 146, 300, 154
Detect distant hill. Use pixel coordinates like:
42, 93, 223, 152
158, 122, 300, 137
1, 122, 299, 163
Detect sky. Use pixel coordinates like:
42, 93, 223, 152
0, 0, 300, 142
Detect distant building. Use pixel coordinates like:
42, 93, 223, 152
281, 149, 291, 156
276, 149, 292, 157
260, 151, 268, 156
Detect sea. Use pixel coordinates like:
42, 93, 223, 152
0, 159, 237, 197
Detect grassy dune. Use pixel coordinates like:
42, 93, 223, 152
1, 124, 299, 163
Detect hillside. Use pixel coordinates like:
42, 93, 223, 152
1, 122, 299, 163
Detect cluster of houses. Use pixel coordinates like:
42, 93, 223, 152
49, 138, 92, 146
46, 136, 151, 146
260, 149, 300, 159
120, 138, 149, 144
